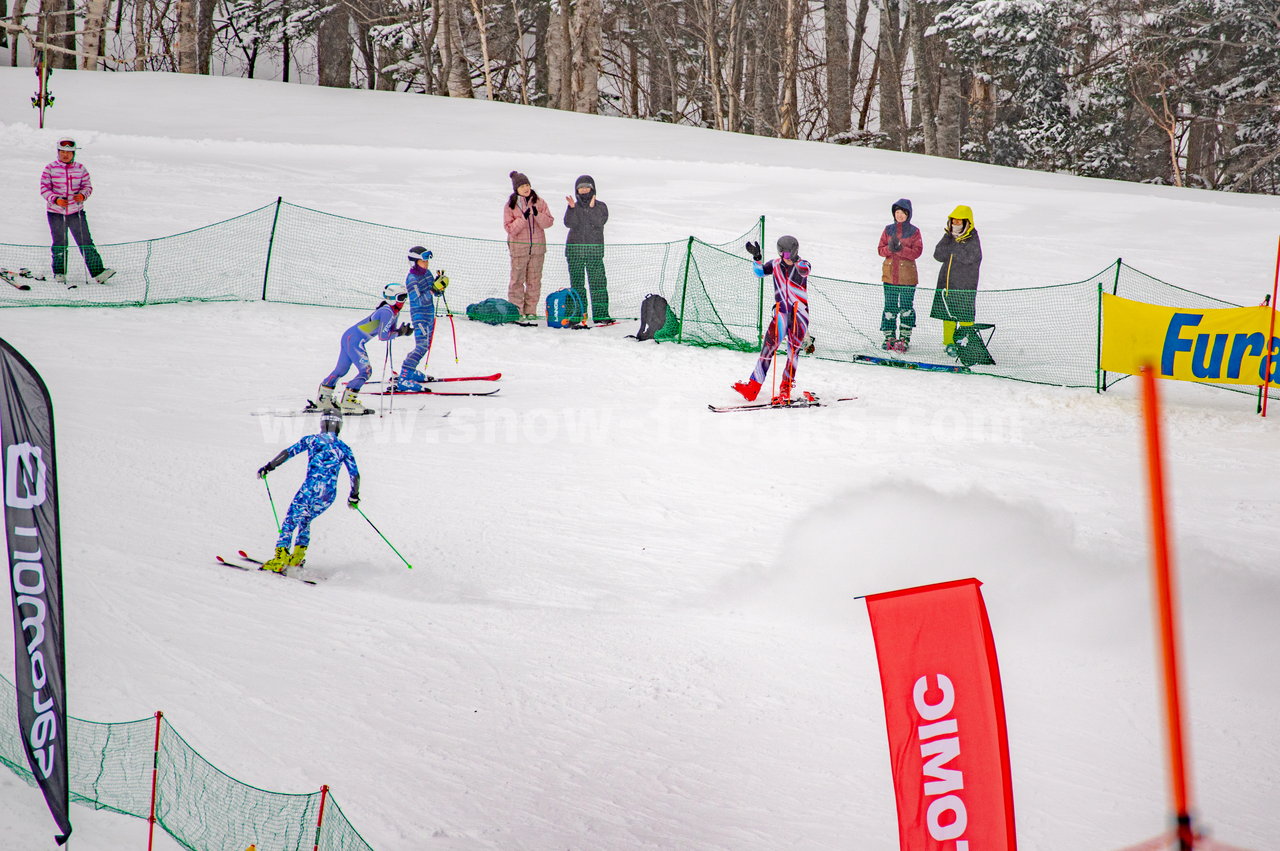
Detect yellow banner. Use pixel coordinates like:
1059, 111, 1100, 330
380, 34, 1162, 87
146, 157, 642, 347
1101, 294, 1280, 384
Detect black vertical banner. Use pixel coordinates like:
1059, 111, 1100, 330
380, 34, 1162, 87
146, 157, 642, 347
0, 337, 70, 844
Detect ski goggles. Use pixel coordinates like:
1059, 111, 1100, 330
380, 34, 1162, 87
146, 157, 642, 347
408, 249, 432, 262
57, 139, 76, 152
576, 184, 593, 192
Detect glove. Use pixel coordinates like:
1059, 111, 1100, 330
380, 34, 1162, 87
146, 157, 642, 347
396, 323, 413, 336
257, 464, 273, 478
889, 237, 902, 253
432, 274, 449, 293
522, 207, 532, 219
54, 198, 68, 208
347, 493, 360, 509
73, 193, 86, 203
744, 241, 762, 262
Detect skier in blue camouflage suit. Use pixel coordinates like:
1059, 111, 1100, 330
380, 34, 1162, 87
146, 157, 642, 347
257, 408, 360, 573
393, 245, 450, 391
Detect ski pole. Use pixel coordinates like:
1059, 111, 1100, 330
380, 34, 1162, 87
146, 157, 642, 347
354, 505, 413, 569
262, 477, 280, 533
382, 338, 394, 416
441, 294, 459, 363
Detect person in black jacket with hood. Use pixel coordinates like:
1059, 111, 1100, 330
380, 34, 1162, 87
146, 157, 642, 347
563, 174, 613, 324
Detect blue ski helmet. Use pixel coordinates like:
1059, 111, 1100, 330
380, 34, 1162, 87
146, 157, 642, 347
320, 408, 342, 435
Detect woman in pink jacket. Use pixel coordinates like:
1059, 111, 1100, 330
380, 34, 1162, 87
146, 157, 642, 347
503, 170, 554, 320
39, 138, 114, 287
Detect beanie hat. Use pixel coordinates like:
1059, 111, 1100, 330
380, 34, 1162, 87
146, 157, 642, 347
510, 170, 530, 191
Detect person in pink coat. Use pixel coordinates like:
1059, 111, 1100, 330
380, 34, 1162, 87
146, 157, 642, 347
39, 138, 114, 287
503, 170, 554, 319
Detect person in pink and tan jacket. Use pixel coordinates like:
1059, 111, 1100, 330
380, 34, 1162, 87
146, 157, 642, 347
503, 170, 554, 320
39, 138, 114, 287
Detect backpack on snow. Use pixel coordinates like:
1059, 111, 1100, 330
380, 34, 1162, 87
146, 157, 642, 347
545, 287, 586, 328
465, 297, 521, 325
630, 293, 681, 342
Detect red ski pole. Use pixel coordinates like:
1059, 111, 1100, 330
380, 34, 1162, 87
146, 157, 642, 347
442, 293, 460, 363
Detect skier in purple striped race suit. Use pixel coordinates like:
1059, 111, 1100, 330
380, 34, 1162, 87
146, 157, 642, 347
316, 284, 412, 413
733, 235, 811, 405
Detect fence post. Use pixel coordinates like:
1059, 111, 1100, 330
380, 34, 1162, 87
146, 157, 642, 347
1096, 281, 1105, 393
261, 197, 284, 302
1112, 256, 1122, 295
757, 215, 766, 346
146, 711, 163, 851
312, 784, 330, 851
677, 236, 693, 344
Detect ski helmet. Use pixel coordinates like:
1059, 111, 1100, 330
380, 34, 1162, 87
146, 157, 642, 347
408, 246, 432, 263
777, 235, 799, 258
383, 283, 408, 303
57, 138, 76, 153
319, 408, 343, 435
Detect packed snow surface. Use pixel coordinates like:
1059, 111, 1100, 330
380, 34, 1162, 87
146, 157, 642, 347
1, 70, 1278, 850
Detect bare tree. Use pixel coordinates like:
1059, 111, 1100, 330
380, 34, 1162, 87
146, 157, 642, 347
777, 0, 800, 138
824, 0, 850, 139
876, 0, 907, 148
318, 0, 354, 87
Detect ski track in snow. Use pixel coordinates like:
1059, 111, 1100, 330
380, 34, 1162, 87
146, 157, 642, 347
0, 69, 1278, 850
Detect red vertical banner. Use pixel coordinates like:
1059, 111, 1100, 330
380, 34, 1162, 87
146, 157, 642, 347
865, 578, 1017, 851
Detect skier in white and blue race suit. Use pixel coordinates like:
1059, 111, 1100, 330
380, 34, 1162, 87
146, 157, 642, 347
256, 409, 360, 573
316, 284, 412, 413
395, 245, 450, 391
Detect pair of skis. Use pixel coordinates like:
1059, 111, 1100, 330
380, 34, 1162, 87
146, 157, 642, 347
708, 393, 857, 414
216, 551, 319, 585
364, 371, 502, 397
1, 268, 45, 291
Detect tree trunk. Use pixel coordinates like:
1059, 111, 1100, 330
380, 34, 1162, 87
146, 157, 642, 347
80, 0, 109, 69
877, 0, 907, 149
438, 0, 473, 97
39, 0, 75, 69
176, 0, 197, 73
317, 0, 353, 87
908, 0, 936, 154
466, 0, 495, 99
545, 1, 569, 109
824, 0, 851, 139
197, 0, 215, 73
778, 0, 800, 138
570, 0, 601, 113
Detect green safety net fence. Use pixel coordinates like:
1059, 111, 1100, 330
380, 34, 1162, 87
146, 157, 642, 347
0, 200, 1272, 403
0, 673, 374, 851
676, 238, 1279, 400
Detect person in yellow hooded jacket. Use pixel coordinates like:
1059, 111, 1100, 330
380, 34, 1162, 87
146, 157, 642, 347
930, 205, 982, 357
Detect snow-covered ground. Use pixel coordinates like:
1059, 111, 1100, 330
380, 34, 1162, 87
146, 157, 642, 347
1, 70, 1278, 850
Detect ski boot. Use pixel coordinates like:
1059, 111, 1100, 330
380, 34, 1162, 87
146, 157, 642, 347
338, 387, 367, 413
732, 379, 762, 402
892, 336, 911, 353
316, 384, 338, 411
54, 273, 68, 287
400, 367, 434, 384
882, 334, 896, 351
93, 268, 117, 284
771, 378, 793, 406
288, 545, 307, 569
390, 374, 423, 393
261, 546, 290, 574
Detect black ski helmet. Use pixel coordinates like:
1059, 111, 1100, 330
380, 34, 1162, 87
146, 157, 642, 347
408, 246, 432, 263
320, 408, 343, 435
777, 235, 799, 257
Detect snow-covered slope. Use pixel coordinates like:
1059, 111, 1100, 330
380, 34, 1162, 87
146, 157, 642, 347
1, 70, 1278, 850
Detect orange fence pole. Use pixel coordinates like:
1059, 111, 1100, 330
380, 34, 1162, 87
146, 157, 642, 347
146, 711, 163, 851
312, 784, 329, 851
1262, 236, 1280, 417
1140, 366, 1195, 850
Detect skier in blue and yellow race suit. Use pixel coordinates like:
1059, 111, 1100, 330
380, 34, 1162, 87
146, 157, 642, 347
393, 245, 449, 391
316, 284, 412, 413
257, 408, 360, 573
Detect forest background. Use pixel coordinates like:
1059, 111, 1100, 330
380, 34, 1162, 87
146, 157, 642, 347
4, 0, 1279, 195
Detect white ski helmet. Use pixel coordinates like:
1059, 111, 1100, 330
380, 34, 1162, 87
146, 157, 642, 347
57, 138, 76, 152
383, 283, 408, 303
